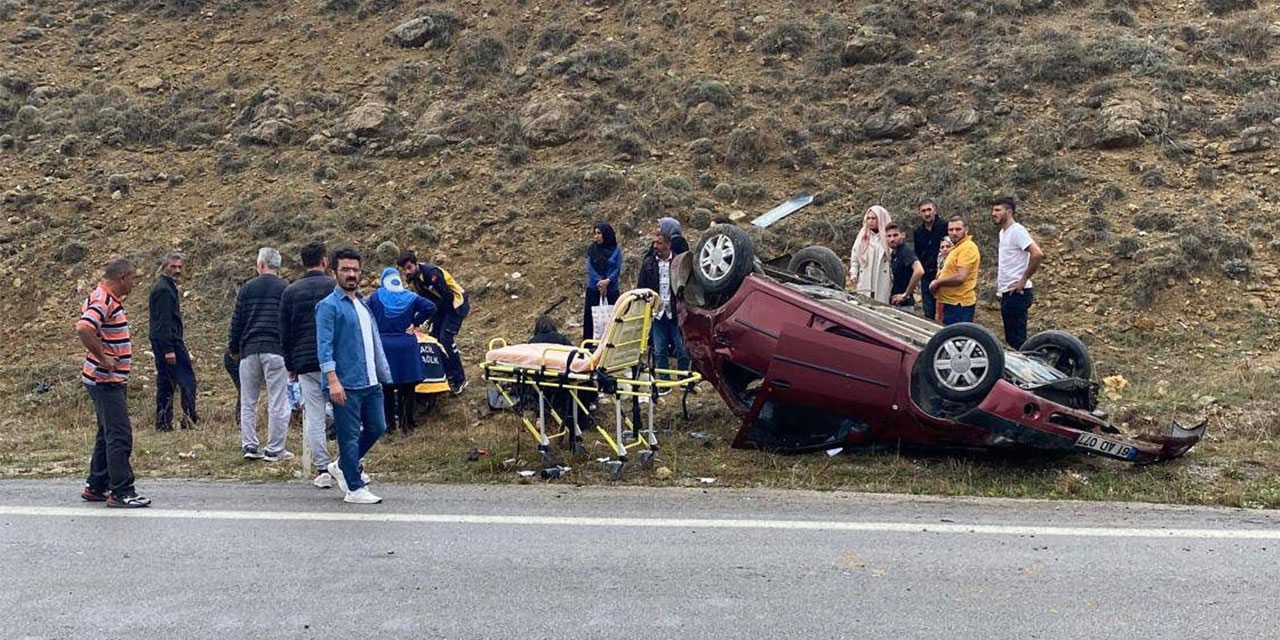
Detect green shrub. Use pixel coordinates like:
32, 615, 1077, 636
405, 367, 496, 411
759, 21, 811, 55
458, 35, 507, 85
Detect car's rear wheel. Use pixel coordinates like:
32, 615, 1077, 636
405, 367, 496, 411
787, 246, 846, 287
692, 223, 755, 301
919, 323, 1005, 403
1021, 330, 1093, 380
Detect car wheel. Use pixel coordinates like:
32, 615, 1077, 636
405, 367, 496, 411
787, 246, 846, 287
1021, 330, 1093, 380
919, 323, 1005, 403
692, 223, 755, 300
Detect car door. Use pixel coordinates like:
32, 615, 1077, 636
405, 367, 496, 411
734, 321, 904, 453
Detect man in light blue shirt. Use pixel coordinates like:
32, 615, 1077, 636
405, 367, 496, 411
315, 247, 392, 504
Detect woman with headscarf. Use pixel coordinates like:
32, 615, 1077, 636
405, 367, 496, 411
848, 205, 894, 303
368, 267, 436, 433
583, 222, 622, 341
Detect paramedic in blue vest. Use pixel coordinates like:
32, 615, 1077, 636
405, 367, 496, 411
583, 222, 622, 341
368, 267, 435, 433
396, 251, 471, 395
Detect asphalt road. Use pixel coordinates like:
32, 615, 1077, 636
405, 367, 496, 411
1, 479, 1277, 640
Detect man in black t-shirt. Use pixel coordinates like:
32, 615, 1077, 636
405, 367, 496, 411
912, 200, 947, 319
887, 223, 924, 313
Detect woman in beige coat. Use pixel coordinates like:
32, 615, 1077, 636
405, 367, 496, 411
848, 205, 893, 303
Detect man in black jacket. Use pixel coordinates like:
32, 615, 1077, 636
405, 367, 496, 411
279, 242, 338, 488
228, 247, 291, 461
637, 232, 689, 386
397, 251, 471, 395
149, 252, 198, 431
913, 199, 948, 321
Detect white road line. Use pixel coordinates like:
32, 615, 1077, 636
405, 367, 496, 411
1, 505, 1277, 539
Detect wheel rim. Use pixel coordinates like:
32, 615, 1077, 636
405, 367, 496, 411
699, 234, 736, 282
933, 337, 990, 392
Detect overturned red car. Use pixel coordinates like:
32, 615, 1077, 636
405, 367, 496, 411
675, 224, 1204, 464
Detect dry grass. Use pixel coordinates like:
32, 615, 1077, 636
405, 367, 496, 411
4, 348, 1279, 509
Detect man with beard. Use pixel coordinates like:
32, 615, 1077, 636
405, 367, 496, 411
992, 196, 1044, 349
148, 251, 199, 431
913, 199, 948, 320
315, 247, 392, 504
885, 223, 924, 314
929, 216, 981, 325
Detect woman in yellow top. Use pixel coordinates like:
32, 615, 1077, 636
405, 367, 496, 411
928, 216, 981, 325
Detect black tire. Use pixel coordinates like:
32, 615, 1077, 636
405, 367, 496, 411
1021, 330, 1093, 380
919, 323, 1006, 403
787, 245, 846, 286
691, 223, 755, 299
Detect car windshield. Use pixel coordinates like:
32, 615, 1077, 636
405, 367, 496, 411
784, 281, 1069, 386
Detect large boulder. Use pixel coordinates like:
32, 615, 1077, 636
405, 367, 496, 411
843, 31, 907, 65
386, 11, 463, 49
863, 105, 924, 139
1227, 126, 1275, 154
932, 105, 979, 134
1093, 100, 1146, 149
242, 119, 294, 146
519, 97, 584, 147
337, 102, 401, 138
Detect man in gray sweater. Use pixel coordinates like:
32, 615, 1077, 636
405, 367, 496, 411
228, 247, 291, 461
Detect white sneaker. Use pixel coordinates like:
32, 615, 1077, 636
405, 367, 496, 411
312, 472, 334, 489
361, 470, 372, 484
326, 461, 350, 493
344, 487, 382, 504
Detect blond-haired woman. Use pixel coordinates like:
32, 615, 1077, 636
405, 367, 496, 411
848, 205, 893, 303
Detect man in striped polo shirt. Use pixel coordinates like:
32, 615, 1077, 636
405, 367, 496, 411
75, 257, 151, 508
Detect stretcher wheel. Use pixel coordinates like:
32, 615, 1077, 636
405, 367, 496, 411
637, 450, 657, 469
570, 442, 589, 459
604, 460, 625, 480
540, 448, 560, 466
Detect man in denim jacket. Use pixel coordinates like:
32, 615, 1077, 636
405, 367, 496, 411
315, 247, 392, 505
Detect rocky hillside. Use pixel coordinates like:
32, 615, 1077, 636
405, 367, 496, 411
1, 0, 1278, 441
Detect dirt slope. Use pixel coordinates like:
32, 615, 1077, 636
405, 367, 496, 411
1, 0, 1278, 490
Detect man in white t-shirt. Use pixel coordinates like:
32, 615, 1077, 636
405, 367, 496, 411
992, 197, 1044, 349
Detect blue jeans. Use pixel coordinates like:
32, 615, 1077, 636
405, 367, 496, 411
999, 288, 1035, 349
650, 315, 690, 379
942, 303, 975, 325
332, 384, 387, 491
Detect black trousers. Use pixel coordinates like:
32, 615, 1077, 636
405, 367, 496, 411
223, 349, 240, 425
1000, 289, 1035, 350
153, 340, 199, 429
85, 383, 136, 497
432, 298, 471, 388
383, 383, 418, 432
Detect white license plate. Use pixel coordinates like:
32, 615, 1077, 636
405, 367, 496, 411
1074, 433, 1138, 460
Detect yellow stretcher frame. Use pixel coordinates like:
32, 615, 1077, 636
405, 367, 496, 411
480, 289, 702, 477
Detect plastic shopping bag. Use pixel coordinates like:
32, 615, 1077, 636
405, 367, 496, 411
591, 304, 614, 340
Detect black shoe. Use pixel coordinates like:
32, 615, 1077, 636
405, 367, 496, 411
242, 445, 265, 460
106, 493, 151, 508
80, 486, 109, 502
156, 424, 174, 432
